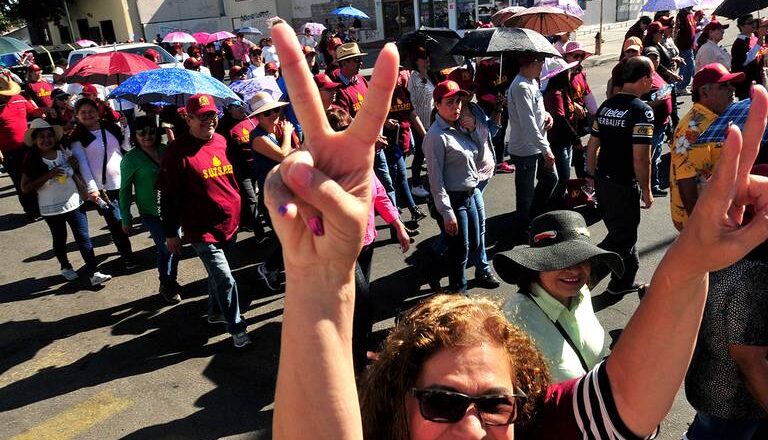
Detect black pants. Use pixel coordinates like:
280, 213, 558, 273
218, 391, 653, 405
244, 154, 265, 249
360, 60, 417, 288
411, 129, 425, 187
237, 175, 259, 231
97, 189, 133, 261
3, 147, 39, 217
493, 109, 508, 163
595, 177, 641, 288
352, 244, 375, 374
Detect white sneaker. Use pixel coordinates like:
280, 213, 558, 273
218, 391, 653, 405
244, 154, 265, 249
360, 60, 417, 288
61, 267, 79, 281
90, 272, 112, 286
233, 331, 252, 348
411, 185, 429, 198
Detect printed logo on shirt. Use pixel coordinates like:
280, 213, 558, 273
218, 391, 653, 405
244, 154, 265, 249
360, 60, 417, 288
596, 107, 629, 128
237, 126, 251, 144
633, 124, 654, 137
644, 109, 655, 121
492, 75, 508, 86
353, 92, 365, 112
390, 97, 413, 112
37, 88, 51, 98
202, 155, 234, 179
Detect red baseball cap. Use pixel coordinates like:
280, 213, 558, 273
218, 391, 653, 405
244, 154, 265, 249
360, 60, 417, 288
81, 83, 99, 96
433, 80, 469, 102
328, 37, 343, 51
265, 62, 278, 72
647, 21, 668, 34
314, 72, 341, 90
183, 57, 201, 70
692, 63, 745, 92
446, 68, 476, 93
702, 20, 729, 33
186, 93, 218, 117
28, 64, 42, 72
229, 65, 244, 79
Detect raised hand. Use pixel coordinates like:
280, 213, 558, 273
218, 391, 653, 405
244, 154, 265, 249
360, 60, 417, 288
264, 21, 398, 274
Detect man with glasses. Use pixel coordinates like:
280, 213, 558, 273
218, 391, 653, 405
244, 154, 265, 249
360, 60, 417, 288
506, 54, 557, 243
158, 93, 250, 348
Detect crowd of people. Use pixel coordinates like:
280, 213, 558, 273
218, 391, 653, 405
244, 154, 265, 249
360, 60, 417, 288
2, 8, 768, 438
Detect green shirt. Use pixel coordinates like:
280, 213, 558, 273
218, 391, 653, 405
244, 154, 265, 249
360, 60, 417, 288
503, 282, 605, 382
119, 145, 166, 226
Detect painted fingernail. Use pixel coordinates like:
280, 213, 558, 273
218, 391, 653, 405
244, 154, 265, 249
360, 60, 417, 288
278, 204, 289, 217
308, 216, 324, 236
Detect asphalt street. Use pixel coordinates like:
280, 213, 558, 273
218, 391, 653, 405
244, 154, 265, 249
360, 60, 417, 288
2, 24, 745, 438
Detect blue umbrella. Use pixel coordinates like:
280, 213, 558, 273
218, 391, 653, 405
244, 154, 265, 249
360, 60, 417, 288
107, 68, 241, 107
641, 0, 699, 11
695, 99, 768, 144
331, 6, 370, 19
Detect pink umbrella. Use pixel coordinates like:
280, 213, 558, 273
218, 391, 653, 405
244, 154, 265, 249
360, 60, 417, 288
76, 39, 98, 48
192, 32, 211, 45
302, 22, 326, 36
206, 31, 236, 43
162, 31, 197, 44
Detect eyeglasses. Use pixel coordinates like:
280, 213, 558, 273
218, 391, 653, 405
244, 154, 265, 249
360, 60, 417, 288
195, 112, 219, 122
568, 53, 584, 60
411, 387, 527, 426
136, 127, 157, 137
258, 108, 281, 117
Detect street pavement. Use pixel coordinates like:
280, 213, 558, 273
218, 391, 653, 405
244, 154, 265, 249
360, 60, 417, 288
0, 21, 751, 439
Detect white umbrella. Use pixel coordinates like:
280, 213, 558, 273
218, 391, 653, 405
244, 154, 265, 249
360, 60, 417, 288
641, 0, 700, 12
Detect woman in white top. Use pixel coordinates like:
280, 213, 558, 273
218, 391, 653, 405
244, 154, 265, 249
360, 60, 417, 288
21, 119, 112, 286
406, 47, 434, 198
695, 21, 731, 71
69, 98, 136, 269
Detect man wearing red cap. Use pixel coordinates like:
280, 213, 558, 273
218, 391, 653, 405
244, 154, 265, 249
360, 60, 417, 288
670, 63, 744, 232
158, 93, 250, 348
23, 64, 53, 110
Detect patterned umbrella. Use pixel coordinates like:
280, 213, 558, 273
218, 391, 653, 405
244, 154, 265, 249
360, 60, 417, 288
108, 68, 241, 107
64, 52, 159, 86
207, 31, 236, 43
229, 76, 282, 106
162, 31, 197, 44
302, 22, 327, 36
503, 6, 583, 35
0, 36, 32, 56
641, 0, 700, 11
695, 99, 768, 145
491, 7, 526, 26
331, 6, 370, 19
192, 32, 211, 45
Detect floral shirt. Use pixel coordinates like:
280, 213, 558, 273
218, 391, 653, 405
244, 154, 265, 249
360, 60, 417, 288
670, 103, 720, 231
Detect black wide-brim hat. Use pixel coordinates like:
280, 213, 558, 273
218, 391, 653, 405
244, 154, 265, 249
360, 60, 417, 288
493, 210, 624, 284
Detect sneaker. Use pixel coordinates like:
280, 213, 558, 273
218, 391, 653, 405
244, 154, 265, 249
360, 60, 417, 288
89, 271, 112, 286
233, 331, 252, 348
475, 272, 501, 288
257, 263, 283, 291
606, 281, 648, 296
652, 188, 668, 197
207, 313, 227, 324
159, 281, 182, 304
411, 185, 430, 198
61, 267, 79, 281
496, 162, 515, 174
410, 207, 427, 223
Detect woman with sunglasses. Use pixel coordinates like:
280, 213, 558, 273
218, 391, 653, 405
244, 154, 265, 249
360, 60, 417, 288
119, 116, 181, 304
265, 21, 768, 440
249, 91, 299, 290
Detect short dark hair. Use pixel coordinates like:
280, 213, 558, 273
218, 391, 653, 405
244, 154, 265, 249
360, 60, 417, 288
74, 97, 99, 114
131, 115, 162, 148
622, 56, 653, 84
639, 16, 652, 25
326, 107, 352, 132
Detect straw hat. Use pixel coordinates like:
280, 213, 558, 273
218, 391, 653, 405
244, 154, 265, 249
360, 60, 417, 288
248, 91, 288, 117
24, 118, 64, 146
336, 43, 367, 62
0, 74, 21, 96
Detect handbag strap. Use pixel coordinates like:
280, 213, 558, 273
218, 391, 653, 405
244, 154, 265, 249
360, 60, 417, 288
100, 125, 109, 187
522, 291, 590, 372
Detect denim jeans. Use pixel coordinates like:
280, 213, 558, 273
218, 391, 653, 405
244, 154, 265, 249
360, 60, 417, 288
685, 412, 761, 440
191, 239, 246, 335
42, 207, 98, 275
551, 144, 573, 203
469, 185, 491, 277
650, 125, 665, 190
679, 49, 695, 90
141, 215, 178, 285
594, 178, 641, 288
97, 189, 134, 260
510, 153, 558, 231
441, 190, 480, 293
385, 149, 416, 210
374, 149, 396, 205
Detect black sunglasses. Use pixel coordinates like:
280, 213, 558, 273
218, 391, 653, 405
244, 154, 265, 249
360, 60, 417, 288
136, 127, 157, 137
259, 108, 282, 117
411, 387, 527, 426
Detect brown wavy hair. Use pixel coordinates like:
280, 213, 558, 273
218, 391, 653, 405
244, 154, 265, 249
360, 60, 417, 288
358, 294, 551, 440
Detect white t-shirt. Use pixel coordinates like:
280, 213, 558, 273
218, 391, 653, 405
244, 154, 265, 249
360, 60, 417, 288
71, 127, 127, 192
262, 46, 279, 66
37, 150, 83, 216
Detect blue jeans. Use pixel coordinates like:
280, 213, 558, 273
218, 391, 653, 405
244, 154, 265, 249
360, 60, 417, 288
191, 239, 246, 335
141, 215, 179, 285
442, 190, 480, 293
374, 149, 396, 205
551, 144, 572, 202
470, 185, 491, 277
385, 149, 416, 210
679, 49, 695, 90
42, 207, 98, 275
97, 189, 133, 260
510, 153, 558, 231
686, 412, 761, 440
651, 125, 665, 190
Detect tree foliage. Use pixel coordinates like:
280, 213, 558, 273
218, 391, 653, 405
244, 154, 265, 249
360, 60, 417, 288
0, 0, 68, 27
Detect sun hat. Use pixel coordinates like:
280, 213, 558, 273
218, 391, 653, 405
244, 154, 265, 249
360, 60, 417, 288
622, 36, 643, 53
185, 93, 218, 117
432, 80, 469, 102
0, 74, 21, 96
24, 118, 64, 146
247, 91, 288, 117
540, 57, 579, 81
692, 63, 745, 93
562, 41, 593, 58
336, 42, 367, 62
493, 210, 624, 283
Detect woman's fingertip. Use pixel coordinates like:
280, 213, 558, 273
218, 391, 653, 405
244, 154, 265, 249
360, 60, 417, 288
308, 216, 325, 236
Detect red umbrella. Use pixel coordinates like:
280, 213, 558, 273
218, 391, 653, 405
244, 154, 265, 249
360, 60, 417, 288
192, 32, 211, 45
64, 51, 159, 86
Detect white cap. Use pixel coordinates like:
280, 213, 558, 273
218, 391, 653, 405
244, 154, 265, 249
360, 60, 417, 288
53, 67, 65, 75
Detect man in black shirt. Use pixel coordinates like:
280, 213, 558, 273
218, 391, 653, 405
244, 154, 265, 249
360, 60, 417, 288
586, 56, 655, 295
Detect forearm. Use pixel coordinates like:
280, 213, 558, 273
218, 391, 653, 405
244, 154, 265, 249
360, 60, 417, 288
21, 172, 53, 194
274, 268, 363, 440
586, 136, 599, 176
633, 150, 651, 192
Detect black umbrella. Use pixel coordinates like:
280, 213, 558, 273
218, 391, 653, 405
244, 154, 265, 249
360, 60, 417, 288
449, 27, 561, 58
397, 27, 465, 72
714, 0, 768, 19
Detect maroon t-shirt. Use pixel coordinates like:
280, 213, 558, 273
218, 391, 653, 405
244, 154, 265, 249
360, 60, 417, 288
24, 80, 53, 108
0, 95, 39, 152
385, 70, 414, 151
158, 132, 241, 243
335, 74, 369, 118
475, 57, 510, 114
